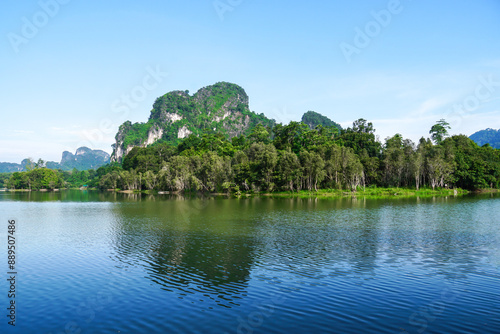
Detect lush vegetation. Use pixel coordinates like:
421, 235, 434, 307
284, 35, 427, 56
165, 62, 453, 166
0, 173, 12, 188
470, 128, 500, 149
302, 110, 342, 131
112, 82, 275, 160
6, 168, 64, 190
7, 118, 500, 194
99, 119, 500, 193
3, 163, 122, 190
118, 120, 156, 151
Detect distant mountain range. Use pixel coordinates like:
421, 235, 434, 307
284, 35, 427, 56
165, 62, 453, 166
469, 128, 500, 149
0, 147, 110, 173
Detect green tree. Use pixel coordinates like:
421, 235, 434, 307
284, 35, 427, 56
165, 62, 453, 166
339, 118, 381, 157
232, 151, 251, 191
142, 170, 158, 190
429, 119, 451, 144
273, 121, 310, 153
248, 124, 271, 144
340, 147, 364, 190
246, 142, 278, 191
276, 148, 301, 191
323, 144, 343, 188
299, 149, 325, 191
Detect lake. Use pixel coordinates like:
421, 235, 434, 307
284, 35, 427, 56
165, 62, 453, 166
1, 191, 499, 333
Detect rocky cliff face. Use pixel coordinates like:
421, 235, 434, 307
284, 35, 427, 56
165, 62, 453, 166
111, 82, 274, 162
0, 162, 25, 173
0, 148, 110, 172
60, 147, 111, 170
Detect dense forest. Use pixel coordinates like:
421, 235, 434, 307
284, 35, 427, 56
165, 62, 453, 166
5, 118, 499, 193
3, 163, 104, 191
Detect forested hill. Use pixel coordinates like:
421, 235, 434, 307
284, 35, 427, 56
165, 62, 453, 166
111, 82, 275, 162
470, 128, 500, 149
302, 111, 342, 131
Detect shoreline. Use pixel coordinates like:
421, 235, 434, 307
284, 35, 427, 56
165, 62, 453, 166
4, 187, 500, 199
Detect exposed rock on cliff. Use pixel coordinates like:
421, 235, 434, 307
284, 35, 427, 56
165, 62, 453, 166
60, 147, 110, 170
111, 82, 275, 162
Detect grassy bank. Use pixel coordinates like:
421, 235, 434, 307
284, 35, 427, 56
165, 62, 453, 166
256, 187, 470, 199
9, 187, 496, 200
113, 187, 472, 198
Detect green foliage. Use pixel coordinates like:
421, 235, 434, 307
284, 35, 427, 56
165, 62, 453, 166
96, 118, 500, 193
5, 162, 121, 190
7, 168, 63, 190
113, 82, 275, 161
429, 119, 451, 145
150, 90, 195, 121
0, 173, 13, 187
301, 110, 342, 131
446, 135, 500, 189
248, 124, 271, 144
10, 116, 500, 193
339, 118, 381, 157
120, 121, 156, 150
276, 149, 301, 191
273, 122, 310, 153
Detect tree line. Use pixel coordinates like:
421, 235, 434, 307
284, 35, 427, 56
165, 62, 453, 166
4, 119, 500, 192
98, 119, 500, 192
4, 162, 102, 191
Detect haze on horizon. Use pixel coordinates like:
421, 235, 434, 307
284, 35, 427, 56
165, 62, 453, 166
1, 0, 499, 163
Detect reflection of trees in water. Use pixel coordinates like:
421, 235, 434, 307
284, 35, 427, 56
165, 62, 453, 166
3, 189, 152, 202
257, 221, 380, 284
374, 197, 493, 281
254, 197, 381, 286
145, 233, 254, 301
256, 195, 497, 285
107, 194, 497, 306
110, 198, 255, 306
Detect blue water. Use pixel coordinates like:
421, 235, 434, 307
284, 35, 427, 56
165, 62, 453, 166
1, 191, 499, 333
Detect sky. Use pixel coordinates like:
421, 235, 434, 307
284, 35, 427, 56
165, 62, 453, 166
1, 0, 500, 163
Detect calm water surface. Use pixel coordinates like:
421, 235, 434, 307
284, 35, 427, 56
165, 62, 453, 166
0, 191, 499, 333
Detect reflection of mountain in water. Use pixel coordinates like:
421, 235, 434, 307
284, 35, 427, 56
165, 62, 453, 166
65, 192, 498, 307
109, 197, 256, 306
146, 233, 254, 300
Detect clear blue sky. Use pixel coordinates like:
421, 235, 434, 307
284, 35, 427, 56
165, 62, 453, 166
1, 0, 500, 163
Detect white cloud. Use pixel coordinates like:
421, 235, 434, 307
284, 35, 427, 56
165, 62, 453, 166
408, 96, 455, 118
11, 130, 35, 135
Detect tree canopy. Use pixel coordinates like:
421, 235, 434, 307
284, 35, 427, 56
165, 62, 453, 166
429, 119, 451, 145
7, 118, 500, 193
